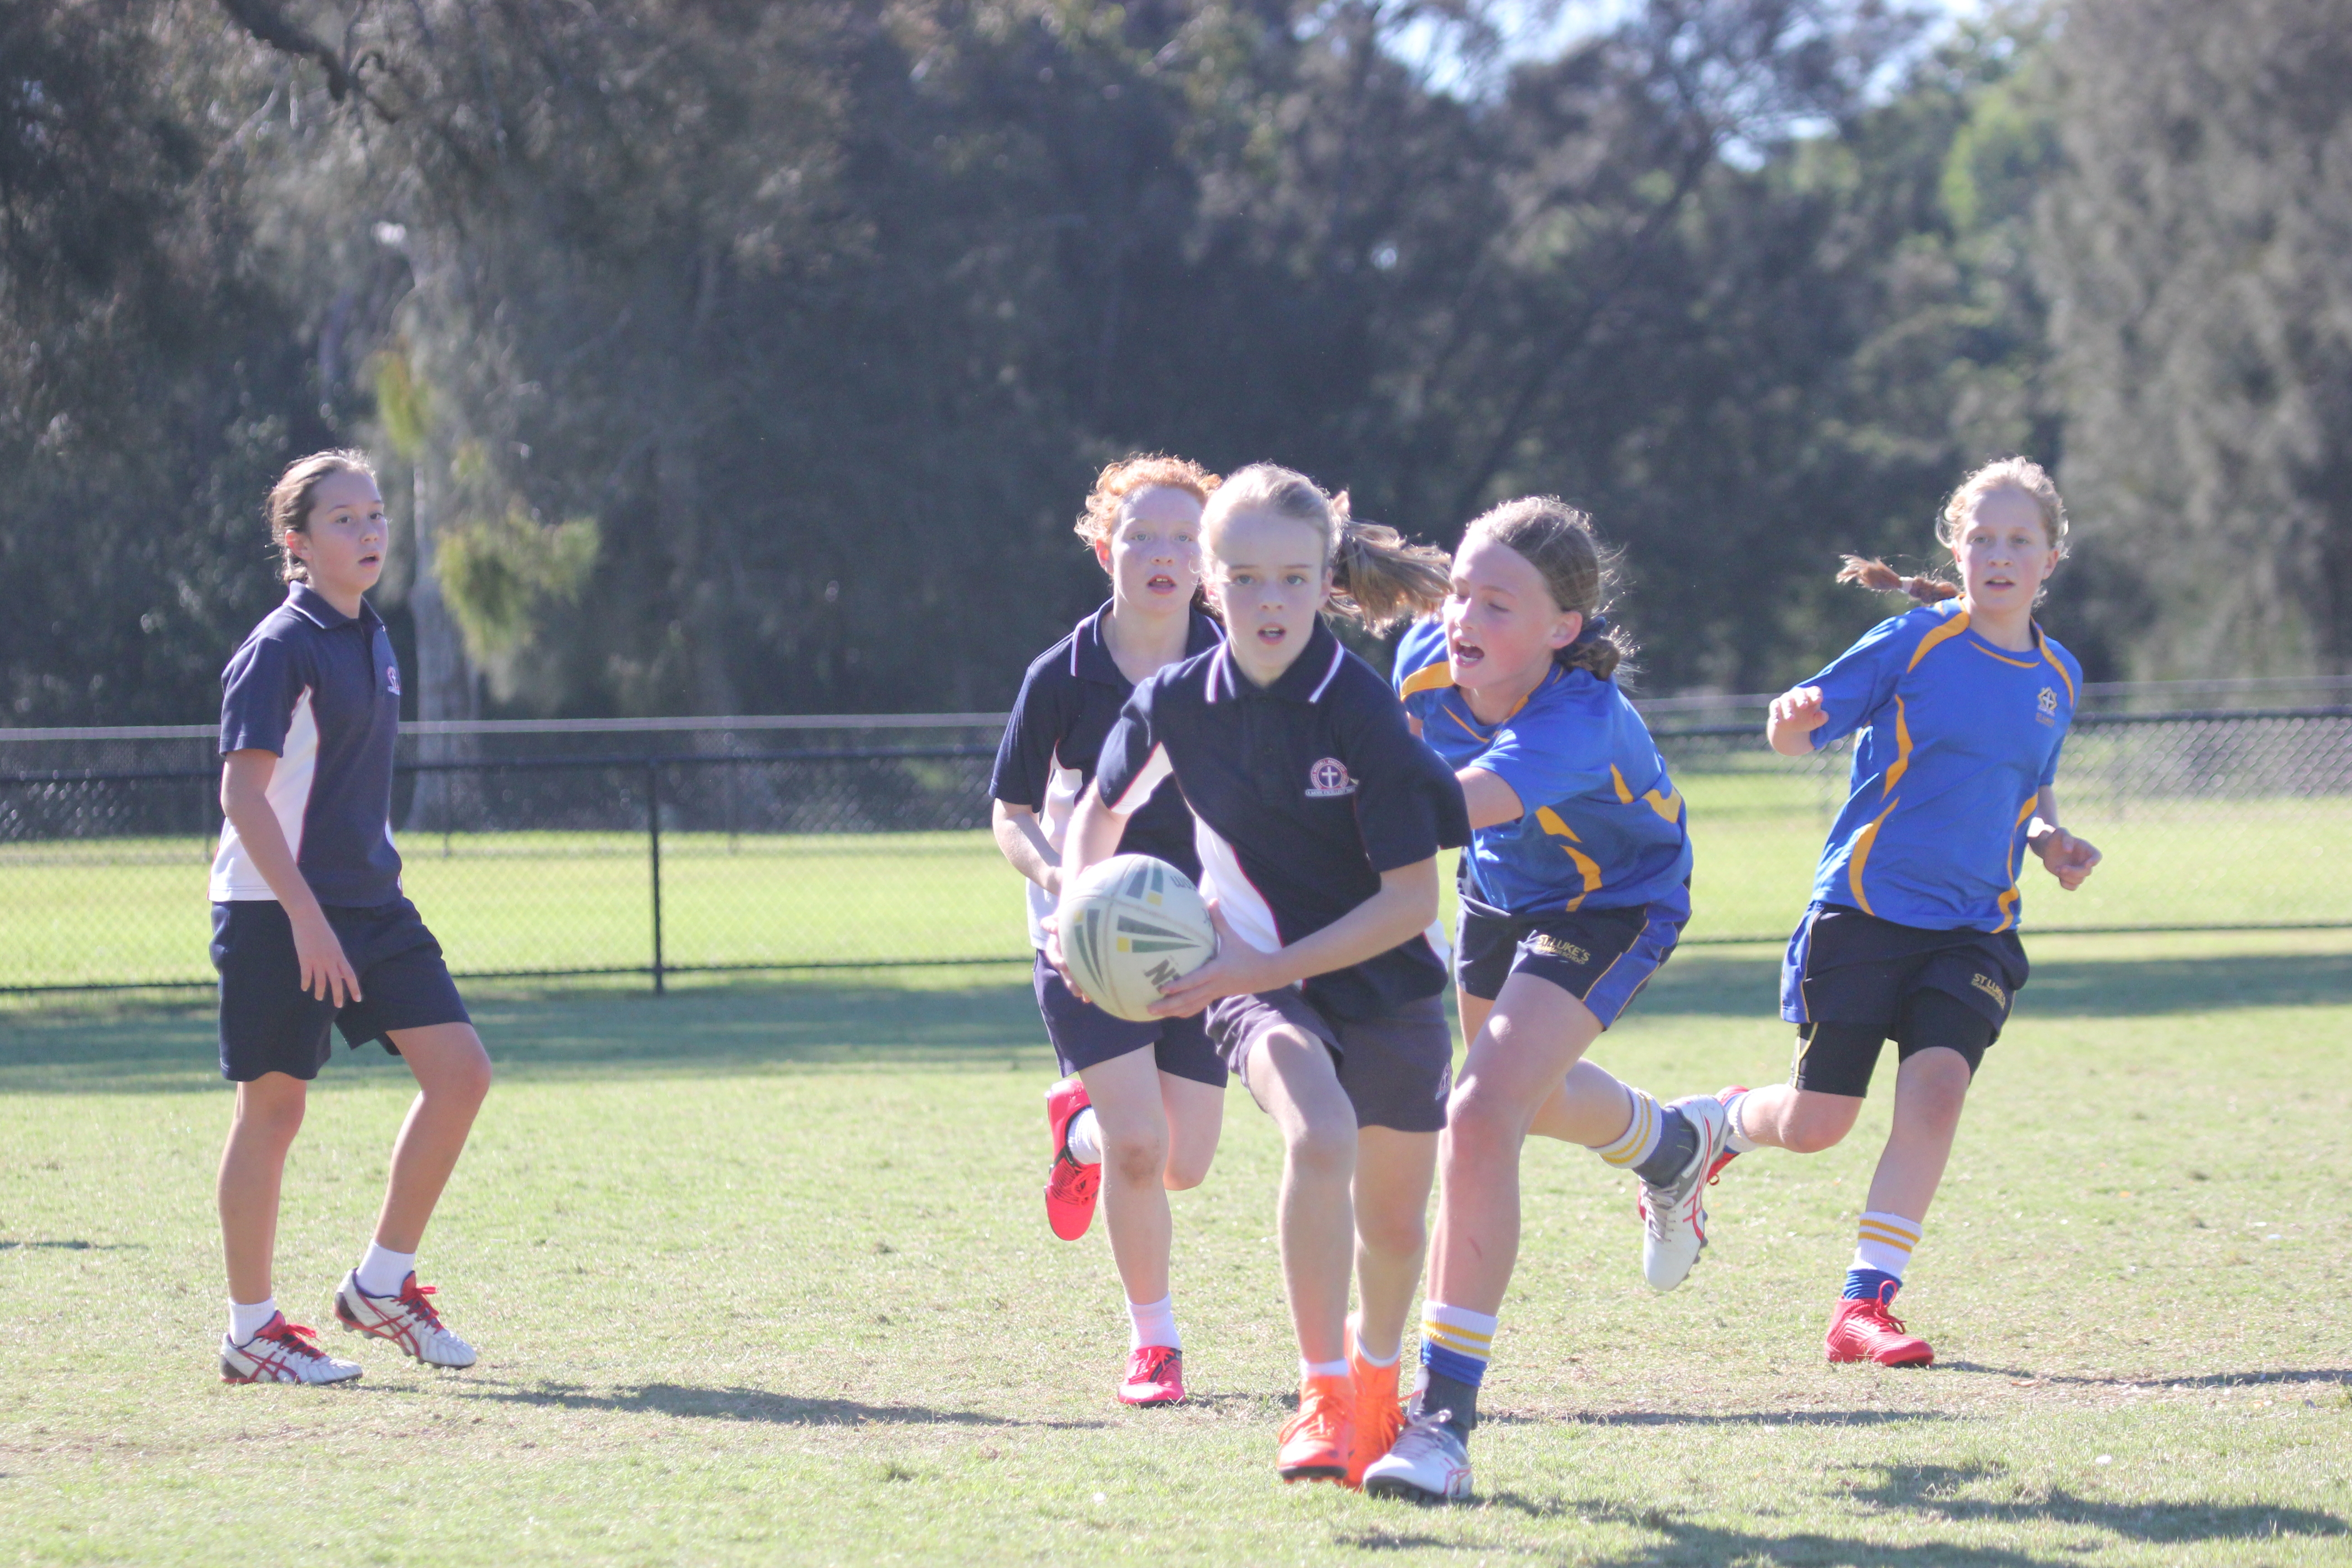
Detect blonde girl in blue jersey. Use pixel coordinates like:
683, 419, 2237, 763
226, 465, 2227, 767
1363, 498, 1721, 1504
1703, 457, 2102, 1370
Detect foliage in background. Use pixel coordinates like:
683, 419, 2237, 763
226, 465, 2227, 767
2, 0, 2347, 723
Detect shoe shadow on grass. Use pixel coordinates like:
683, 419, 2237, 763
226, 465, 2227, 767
448, 1379, 1107, 1429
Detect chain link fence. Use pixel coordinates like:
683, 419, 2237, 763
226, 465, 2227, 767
4, 689, 2348, 995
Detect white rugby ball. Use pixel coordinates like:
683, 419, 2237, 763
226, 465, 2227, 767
1060, 854, 1217, 1023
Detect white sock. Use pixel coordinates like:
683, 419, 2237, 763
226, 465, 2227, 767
1064, 1107, 1103, 1166
1591, 1085, 1663, 1169
1350, 1314, 1401, 1367
1301, 1357, 1350, 1381
1724, 1090, 1761, 1155
229, 1297, 279, 1343
1127, 1293, 1180, 1352
1852, 1211, 1922, 1278
356, 1242, 417, 1297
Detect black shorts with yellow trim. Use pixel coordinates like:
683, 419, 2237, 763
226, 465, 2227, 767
1779, 902, 2027, 1096
1455, 893, 1686, 1028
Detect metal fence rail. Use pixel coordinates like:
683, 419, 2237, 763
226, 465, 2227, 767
2, 707, 2347, 995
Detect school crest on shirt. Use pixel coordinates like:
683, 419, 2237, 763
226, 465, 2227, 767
385, 663, 402, 695
1304, 757, 1357, 799
2035, 686, 2057, 725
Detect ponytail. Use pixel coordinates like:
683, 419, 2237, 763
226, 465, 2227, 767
1203, 464, 1450, 634
1461, 495, 1633, 681
1328, 494, 1450, 634
1836, 554, 1960, 605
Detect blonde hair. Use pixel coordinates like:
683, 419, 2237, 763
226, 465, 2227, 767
1462, 495, 1631, 680
1838, 456, 2070, 606
265, 449, 377, 584
1202, 463, 1449, 633
1075, 454, 1221, 550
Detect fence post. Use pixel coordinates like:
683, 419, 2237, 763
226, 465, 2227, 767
647, 760, 666, 997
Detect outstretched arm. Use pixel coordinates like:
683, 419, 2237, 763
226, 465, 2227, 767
1766, 686, 1829, 757
1147, 856, 1441, 1018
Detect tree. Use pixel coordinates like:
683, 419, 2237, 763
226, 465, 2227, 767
2039, 0, 2352, 676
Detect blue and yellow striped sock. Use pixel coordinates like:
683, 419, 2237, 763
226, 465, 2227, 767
1842, 1210, 1922, 1300
1414, 1302, 1495, 1436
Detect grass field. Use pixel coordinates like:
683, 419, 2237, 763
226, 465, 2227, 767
6, 780, 2351, 990
3, 931, 2347, 1565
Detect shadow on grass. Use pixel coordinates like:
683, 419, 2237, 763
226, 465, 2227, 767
0, 1239, 147, 1251
1843, 1459, 2348, 1546
451, 1379, 1107, 1430
1942, 1361, 2352, 1391
1637, 951, 2352, 1019
0, 981, 1052, 1093
1549, 1408, 1955, 1429
1468, 1475, 2346, 1565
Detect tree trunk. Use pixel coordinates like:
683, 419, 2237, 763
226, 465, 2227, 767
404, 445, 477, 833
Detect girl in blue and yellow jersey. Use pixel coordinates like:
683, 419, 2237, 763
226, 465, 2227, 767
1705, 457, 2102, 1371
1363, 499, 1723, 1506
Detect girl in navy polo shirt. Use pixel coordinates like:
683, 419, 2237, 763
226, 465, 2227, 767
1703, 458, 2101, 1369
989, 454, 1228, 1406
210, 451, 491, 1384
1058, 464, 1468, 1487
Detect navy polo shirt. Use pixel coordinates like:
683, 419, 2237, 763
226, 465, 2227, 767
1096, 618, 1470, 1020
210, 584, 405, 908
990, 603, 1222, 946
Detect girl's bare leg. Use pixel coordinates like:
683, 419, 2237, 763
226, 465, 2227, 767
370, 1023, 492, 1252
1863, 1047, 1972, 1220
219, 1072, 309, 1304
1350, 1126, 1439, 1358
1157, 1070, 1225, 1191
1078, 1048, 1178, 1304
1244, 1026, 1360, 1366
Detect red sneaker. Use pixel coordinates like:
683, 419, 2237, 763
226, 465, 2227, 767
1043, 1075, 1100, 1241
1707, 1084, 1751, 1185
1344, 1333, 1405, 1489
1277, 1373, 1354, 1483
1119, 1344, 1186, 1406
1825, 1287, 1934, 1367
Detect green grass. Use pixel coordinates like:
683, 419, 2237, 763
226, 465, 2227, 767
3, 933, 2348, 1564
7, 781, 2352, 990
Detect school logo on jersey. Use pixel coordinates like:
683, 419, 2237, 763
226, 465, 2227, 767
1304, 758, 1357, 799
1970, 971, 2008, 1009
1530, 934, 1592, 967
2035, 686, 2057, 725
385, 663, 402, 696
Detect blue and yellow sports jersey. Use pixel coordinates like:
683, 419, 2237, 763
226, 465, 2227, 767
1393, 617, 1693, 919
1803, 599, 2082, 932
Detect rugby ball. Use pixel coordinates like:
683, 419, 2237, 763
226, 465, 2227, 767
1059, 854, 1218, 1022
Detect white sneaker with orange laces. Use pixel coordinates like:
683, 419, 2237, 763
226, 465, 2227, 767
220, 1313, 363, 1385
333, 1270, 478, 1368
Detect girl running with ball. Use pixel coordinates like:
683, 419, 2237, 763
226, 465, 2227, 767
1704, 457, 2100, 1368
989, 456, 1228, 1405
1364, 498, 1715, 1504
1057, 464, 1468, 1486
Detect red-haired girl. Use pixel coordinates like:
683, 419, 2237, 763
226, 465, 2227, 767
989, 456, 1227, 1405
1706, 457, 2101, 1367
1058, 464, 1468, 1486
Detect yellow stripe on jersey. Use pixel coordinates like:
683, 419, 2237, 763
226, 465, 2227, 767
1608, 764, 1686, 824
1992, 794, 2039, 932
2037, 625, 2077, 705
1535, 806, 1605, 911
1845, 795, 1901, 916
1905, 608, 1972, 673
1882, 696, 1914, 796
1399, 659, 1455, 699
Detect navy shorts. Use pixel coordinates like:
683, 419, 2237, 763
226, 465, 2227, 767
1031, 951, 1227, 1087
1206, 987, 1452, 1133
1455, 895, 1685, 1027
1780, 902, 2028, 1040
212, 898, 470, 1083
